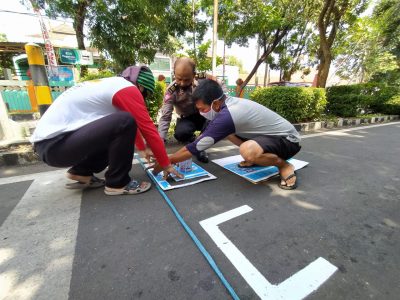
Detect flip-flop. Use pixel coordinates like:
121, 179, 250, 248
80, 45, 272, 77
237, 161, 255, 168
278, 173, 297, 190
65, 175, 105, 189
104, 180, 152, 196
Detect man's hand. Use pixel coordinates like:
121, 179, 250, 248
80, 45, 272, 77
151, 163, 183, 180
162, 165, 184, 180
139, 148, 154, 164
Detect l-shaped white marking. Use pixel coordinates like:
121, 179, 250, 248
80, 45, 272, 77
200, 205, 337, 300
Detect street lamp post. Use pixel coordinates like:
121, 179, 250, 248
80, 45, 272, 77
212, 0, 218, 76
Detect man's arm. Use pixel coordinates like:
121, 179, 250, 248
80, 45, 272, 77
158, 84, 177, 140
112, 86, 170, 167
170, 146, 192, 164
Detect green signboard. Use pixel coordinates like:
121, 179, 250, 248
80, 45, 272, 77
59, 48, 79, 64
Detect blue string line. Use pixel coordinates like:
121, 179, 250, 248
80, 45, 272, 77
137, 158, 240, 300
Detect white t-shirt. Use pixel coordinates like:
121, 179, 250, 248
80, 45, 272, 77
31, 77, 132, 142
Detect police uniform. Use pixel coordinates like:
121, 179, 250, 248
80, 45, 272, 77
158, 73, 227, 143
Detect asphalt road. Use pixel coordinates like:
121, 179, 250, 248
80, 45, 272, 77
0, 122, 399, 300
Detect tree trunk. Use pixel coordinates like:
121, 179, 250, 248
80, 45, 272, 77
239, 53, 267, 95
239, 28, 289, 94
316, 45, 332, 87
74, 1, 88, 77
282, 70, 291, 81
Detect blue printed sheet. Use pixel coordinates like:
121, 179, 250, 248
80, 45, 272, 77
145, 162, 216, 191
212, 155, 309, 183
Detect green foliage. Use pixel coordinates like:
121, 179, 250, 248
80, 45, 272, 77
374, 0, 400, 60
326, 83, 400, 117
147, 81, 166, 123
0, 33, 14, 75
381, 95, 400, 115
41, 0, 197, 72
251, 87, 327, 123
183, 40, 223, 72
226, 56, 245, 73
90, 0, 199, 71
335, 16, 398, 82
201, 0, 315, 87
80, 70, 115, 82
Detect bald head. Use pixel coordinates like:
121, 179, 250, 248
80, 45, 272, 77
174, 57, 196, 88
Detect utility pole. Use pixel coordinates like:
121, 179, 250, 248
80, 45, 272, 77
255, 38, 260, 87
192, 0, 196, 60
212, 0, 218, 76
223, 40, 226, 82
264, 63, 269, 87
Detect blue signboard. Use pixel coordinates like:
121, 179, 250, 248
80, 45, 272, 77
59, 48, 79, 64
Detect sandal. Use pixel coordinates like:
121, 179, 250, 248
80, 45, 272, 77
237, 161, 255, 168
65, 175, 105, 189
104, 180, 152, 196
278, 173, 297, 190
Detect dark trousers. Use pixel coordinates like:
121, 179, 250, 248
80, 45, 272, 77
174, 113, 207, 143
34, 112, 137, 188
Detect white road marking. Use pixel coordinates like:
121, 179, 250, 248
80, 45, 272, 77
0, 171, 81, 300
0, 170, 65, 186
200, 205, 337, 300
301, 121, 400, 139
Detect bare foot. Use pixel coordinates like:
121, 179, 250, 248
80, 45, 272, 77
66, 173, 91, 184
279, 163, 296, 187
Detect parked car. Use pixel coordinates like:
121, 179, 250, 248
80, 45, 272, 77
268, 81, 312, 87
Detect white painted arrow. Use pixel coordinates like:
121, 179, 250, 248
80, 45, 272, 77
200, 205, 337, 300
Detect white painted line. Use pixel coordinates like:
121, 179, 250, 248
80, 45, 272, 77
200, 206, 338, 300
0, 169, 65, 185
276, 257, 338, 300
0, 171, 81, 300
301, 121, 400, 139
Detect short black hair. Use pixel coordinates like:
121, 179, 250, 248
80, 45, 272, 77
192, 79, 224, 105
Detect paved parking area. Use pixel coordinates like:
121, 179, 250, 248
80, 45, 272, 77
1, 122, 399, 300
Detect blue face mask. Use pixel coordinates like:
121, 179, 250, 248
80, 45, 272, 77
199, 94, 224, 121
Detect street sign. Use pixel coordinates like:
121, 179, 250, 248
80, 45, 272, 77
59, 49, 93, 65
79, 50, 94, 65
59, 48, 79, 64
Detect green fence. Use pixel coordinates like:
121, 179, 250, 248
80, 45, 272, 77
0, 82, 72, 114
226, 85, 256, 99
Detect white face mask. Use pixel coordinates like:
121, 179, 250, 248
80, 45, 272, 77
199, 94, 224, 121
200, 105, 218, 120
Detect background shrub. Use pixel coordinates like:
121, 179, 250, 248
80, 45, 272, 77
251, 87, 327, 123
80, 70, 114, 82
326, 83, 400, 117
147, 81, 166, 122
381, 95, 400, 115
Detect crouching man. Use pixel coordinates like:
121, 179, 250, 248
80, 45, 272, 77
153, 79, 302, 189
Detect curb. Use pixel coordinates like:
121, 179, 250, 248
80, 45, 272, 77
1, 115, 399, 167
293, 115, 399, 132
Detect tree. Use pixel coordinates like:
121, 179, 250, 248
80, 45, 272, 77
369, 0, 400, 85
374, 0, 400, 60
202, 0, 317, 93
226, 55, 245, 73
0, 33, 15, 76
35, 0, 95, 76
335, 17, 397, 82
272, 22, 314, 81
90, 0, 199, 72
35, 1, 200, 72
181, 40, 223, 72
315, 0, 368, 87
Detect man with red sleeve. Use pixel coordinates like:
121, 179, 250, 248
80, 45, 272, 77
31, 66, 182, 196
